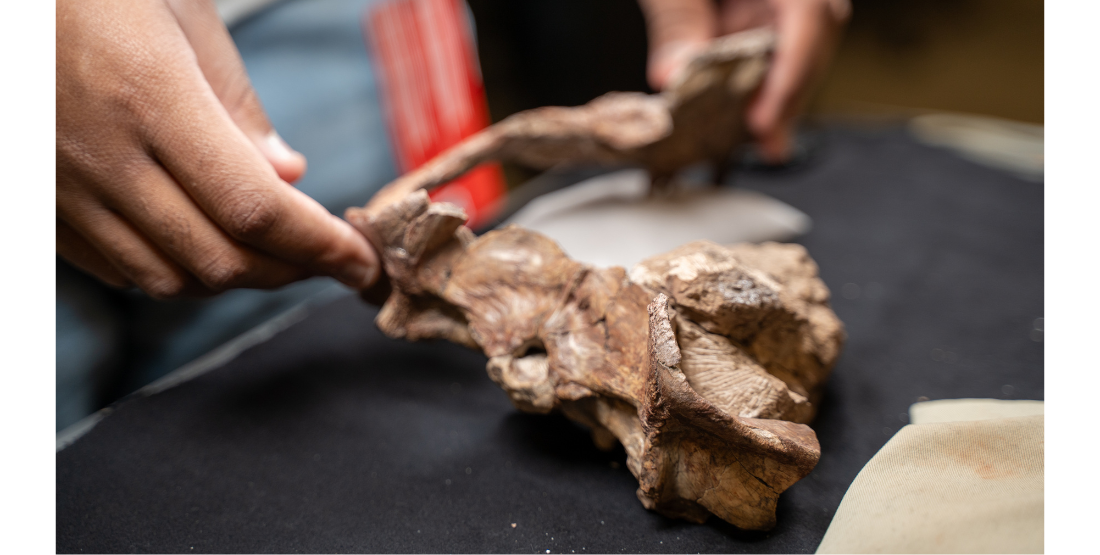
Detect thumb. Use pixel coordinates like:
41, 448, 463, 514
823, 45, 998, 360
639, 0, 718, 90
165, 0, 307, 184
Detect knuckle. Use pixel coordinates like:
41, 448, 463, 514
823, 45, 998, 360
106, 249, 184, 299
57, 131, 151, 202
197, 251, 253, 291
221, 189, 281, 241
114, 153, 156, 184
141, 273, 187, 300
106, 65, 157, 125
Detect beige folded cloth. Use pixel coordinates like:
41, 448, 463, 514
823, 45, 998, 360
816, 399, 1044, 554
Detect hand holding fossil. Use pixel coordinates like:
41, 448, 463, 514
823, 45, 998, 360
639, 0, 851, 163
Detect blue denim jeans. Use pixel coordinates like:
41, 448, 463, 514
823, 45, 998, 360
56, 0, 398, 430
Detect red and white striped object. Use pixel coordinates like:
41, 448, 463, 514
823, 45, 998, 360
365, 0, 505, 229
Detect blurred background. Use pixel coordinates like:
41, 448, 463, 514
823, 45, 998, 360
467, 0, 1042, 185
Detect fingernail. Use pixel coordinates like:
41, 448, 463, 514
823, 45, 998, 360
339, 261, 379, 290
345, 209, 367, 231
263, 131, 303, 163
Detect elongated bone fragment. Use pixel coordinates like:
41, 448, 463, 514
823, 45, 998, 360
345, 191, 844, 530
364, 27, 775, 213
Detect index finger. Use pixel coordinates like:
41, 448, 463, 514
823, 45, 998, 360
746, 0, 844, 160
639, 0, 719, 90
133, 6, 379, 289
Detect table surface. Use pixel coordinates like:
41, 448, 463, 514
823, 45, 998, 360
56, 125, 1044, 554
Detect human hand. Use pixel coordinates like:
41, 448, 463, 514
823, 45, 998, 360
57, 0, 381, 298
639, 0, 850, 163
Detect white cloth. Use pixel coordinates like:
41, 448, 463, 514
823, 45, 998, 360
504, 168, 812, 269
817, 399, 1044, 554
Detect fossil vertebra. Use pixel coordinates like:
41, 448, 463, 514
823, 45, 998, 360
344, 27, 843, 530
345, 191, 843, 530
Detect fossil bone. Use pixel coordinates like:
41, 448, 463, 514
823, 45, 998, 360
365, 27, 775, 213
345, 191, 844, 530
343, 26, 842, 530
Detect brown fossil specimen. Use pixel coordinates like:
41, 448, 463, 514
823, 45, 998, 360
366, 27, 775, 212
343, 26, 843, 530
345, 191, 844, 530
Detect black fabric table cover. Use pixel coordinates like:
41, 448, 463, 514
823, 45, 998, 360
56, 125, 1044, 553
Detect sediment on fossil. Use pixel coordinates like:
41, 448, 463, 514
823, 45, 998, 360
345, 189, 844, 531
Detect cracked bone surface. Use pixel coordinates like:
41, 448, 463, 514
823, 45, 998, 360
365, 27, 775, 212
345, 191, 845, 530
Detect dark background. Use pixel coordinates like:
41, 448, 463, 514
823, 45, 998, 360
467, 0, 1043, 124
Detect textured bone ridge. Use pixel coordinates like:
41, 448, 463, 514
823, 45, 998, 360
345, 190, 845, 530
363, 27, 776, 215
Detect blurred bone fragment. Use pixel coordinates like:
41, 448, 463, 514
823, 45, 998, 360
364, 28, 775, 214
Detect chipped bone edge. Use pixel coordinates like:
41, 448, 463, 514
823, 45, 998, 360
637, 294, 820, 528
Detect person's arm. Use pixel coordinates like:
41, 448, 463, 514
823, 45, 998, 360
639, 0, 850, 163
57, 0, 380, 298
